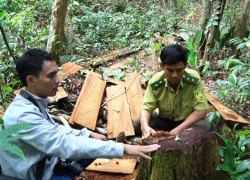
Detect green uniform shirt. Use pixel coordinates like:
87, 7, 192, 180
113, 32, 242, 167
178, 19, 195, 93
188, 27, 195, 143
142, 69, 209, 121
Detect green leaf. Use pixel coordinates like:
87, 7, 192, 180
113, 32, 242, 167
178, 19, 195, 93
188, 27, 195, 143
228, 73, 237, 86
215, 132, 234, 150
0, 123, 31, 139
236, 130, 250, 140
236, 159, 250, 173
217, 163, 234, 173
194, 31, 203, 46
0, 141, 26, 160
0, 12, 7, 20
222, 148, 235, 168
238, 172, 250, 180
153, 42, 162, 53
236, 43, 246, 50
206, 112, 215, 123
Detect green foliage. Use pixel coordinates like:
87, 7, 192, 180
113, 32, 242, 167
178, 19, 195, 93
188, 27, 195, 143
102, 68, 125, 81
215, 127, 250, 179
215, 73, 250, 105
67, 1, 180, 58
0, 121, 31, 160
152, 42, 162, 53
142, 70, 154, 81
206, 111, 221, 124
187, 37, 198, 69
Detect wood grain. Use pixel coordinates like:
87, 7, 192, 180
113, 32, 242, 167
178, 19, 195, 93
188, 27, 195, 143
125, 72, 143, 121
106, 84, 135, 139
69, 73, 106, 129
86, 158, 137, 174
206, 93, 249, 124
61, 62, 83, 80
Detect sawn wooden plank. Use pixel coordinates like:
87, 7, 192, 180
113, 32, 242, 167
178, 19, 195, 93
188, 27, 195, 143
206, 93, 249, 124
61, 62, 83, 80
125, 72, 143, 121
106, 84, 135, 139
69, 73, 106, 130
86, 158, 137, 174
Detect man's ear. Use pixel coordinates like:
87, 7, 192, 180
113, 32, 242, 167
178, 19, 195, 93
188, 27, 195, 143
160, 63, 164, 69
26, 75, 37, 87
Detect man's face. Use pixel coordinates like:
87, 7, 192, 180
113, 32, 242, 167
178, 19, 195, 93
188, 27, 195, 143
32, 61, 59, 98
161, 61, 187, 87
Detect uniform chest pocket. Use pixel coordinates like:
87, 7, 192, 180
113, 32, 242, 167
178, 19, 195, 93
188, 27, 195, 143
182, 102, 193, 112
158, 100, 172, 113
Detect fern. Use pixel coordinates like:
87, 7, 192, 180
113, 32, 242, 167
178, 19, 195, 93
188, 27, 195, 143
0, 122, 31, 160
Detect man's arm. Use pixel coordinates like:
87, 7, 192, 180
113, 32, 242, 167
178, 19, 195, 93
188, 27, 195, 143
124, 144, 160, 160
170, 110, 207, 135
140, 109, 156, 139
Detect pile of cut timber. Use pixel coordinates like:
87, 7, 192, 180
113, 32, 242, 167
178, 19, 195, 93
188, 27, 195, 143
69, 71, 143, 139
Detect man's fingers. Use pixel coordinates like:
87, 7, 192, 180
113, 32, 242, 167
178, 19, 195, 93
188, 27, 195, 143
139, 152, 152, 160
141, 144, 161, 153
137, 144, 160, 160
142, 132, 150, 139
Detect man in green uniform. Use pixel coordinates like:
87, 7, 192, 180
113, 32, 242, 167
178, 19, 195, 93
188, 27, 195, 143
136, 44, 209, 139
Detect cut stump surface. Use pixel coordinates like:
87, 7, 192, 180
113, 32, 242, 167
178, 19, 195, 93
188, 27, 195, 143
137, 126, 220, 180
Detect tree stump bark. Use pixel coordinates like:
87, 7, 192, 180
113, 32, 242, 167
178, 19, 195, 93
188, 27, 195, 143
136, 126, 220, 180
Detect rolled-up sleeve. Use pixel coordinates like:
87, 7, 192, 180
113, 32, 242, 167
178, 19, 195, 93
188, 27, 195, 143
142, 83, 157, 113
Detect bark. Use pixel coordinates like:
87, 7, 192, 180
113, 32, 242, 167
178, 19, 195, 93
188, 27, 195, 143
199, 0, 212, 31
136, 126, 221, 180
0, 23, 16, 63
202, 0, 226, 64
46, 0, 68, 65
161, 0, 177, 9
234, 0, 250, 38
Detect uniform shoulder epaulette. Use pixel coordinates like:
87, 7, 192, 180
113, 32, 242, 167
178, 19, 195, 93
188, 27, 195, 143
151, 78, 166, 90
182, 72, 199, 85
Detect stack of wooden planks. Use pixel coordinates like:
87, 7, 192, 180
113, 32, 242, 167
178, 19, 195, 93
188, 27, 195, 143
69, 71, 144, 138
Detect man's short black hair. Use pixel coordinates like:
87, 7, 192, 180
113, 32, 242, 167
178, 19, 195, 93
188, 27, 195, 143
16, 48, 55, 86
160, 44, 189, 65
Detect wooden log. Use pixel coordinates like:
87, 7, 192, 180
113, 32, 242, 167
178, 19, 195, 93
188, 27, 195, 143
206, 93, 249, 124
106, 84, 135, 139
69, 72, 106, 130
125, 72, 143, 121
88, 48, 135, 66
136, 126, 220, 180
108, 50, 145, 70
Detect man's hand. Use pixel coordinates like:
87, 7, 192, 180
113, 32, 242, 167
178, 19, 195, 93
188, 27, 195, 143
90, 132, 107, 141
124, 144, 160, 160
141, 125, 156, 139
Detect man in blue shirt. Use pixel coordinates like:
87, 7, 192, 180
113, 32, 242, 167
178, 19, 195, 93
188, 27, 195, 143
0, 49, 160, 179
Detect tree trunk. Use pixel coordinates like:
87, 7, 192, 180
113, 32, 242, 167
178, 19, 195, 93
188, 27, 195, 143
199, 0, 212, 31
202, 0, 226, 64
136, 126, 221, 180
46, 0, 68, 65
161, 0, 177, 9
234, 0, 250, 38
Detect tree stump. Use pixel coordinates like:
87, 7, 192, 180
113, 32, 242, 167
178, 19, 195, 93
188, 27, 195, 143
136, 126, 220, 180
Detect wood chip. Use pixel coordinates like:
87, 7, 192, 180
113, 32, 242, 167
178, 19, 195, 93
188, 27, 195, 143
86, 158, 137, 174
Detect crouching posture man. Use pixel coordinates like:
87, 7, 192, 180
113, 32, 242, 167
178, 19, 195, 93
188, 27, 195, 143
0, 49, 160, 179
134, 44, 210, 139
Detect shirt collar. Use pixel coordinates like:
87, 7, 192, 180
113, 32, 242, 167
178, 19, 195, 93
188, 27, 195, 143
24, 90, 51, 109
164, 78, 184, 90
